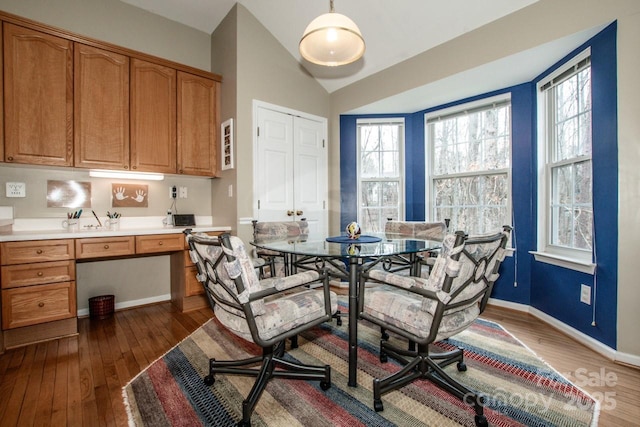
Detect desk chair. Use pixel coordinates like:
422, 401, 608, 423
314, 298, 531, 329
359, 226, 511, 427
186, 231, 336, 426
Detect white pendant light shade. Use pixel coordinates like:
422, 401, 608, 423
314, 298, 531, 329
299, 2, 365, 66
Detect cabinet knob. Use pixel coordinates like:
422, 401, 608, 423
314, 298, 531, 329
38, 302, 45, 308
158, 241, 163, 246
287, 210, 294, 216
104, 244, 110, 249
36, 249, 43, 254
7, 156, 14, 161
296, 210, 303, 216
37, 271, 44, 276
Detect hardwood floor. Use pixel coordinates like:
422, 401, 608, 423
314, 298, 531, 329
0, 301, 638, 426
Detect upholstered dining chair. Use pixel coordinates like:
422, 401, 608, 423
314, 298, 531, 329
252, 219, 309, 277
185, 231, 336, 427
358, 226, 511, 427
383, 219, 448, 276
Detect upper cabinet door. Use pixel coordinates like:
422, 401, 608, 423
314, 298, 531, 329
130, 59, 176, 173
74, 44, 130, 170
177, 71, 218, 177
3, 23, 73, 166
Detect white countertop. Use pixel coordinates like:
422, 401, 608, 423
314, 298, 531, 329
0, 216, 231, 242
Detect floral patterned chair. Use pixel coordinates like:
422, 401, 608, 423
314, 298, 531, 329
358, 226, 511, 427
252, 219, 309, 277
185, 231, 337, 426
383, 219, 448, 277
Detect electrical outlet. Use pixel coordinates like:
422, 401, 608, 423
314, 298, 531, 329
580, 284, 591, 305
170, 185, 177, 199
179, 186, 187, 198
6, 182, 26, 198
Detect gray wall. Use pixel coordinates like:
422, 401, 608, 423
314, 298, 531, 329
211, 4, 330, 243
328, 0, 640, 360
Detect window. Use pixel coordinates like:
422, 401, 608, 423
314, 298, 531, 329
357, 119, 404, 232
426, 96, 511, 235
537, 50, 593, 264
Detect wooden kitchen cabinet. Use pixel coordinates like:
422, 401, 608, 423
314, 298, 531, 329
75, 236, 135, 259
130, 58, 177, 173
74, 43, 130, 170
177, 71, 219, 177
135, 233, 184, 254
170, 231, 222, 312
3, 23, 73, 166
0, 239, 77, 347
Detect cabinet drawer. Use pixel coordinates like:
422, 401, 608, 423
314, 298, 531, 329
185, 265, 204, 296
136, 234, 184, 254
2, 281, 76, 329
1, 240, 75, 265
75, 236, 135, 259
1, 260, 76, 289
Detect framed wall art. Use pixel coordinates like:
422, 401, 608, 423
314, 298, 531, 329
221, 118, 234, 170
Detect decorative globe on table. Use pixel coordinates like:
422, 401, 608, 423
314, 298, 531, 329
345, 221, 362, 239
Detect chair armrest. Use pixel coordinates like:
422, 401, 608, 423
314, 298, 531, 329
365, 269, 448, 305
248, 270, 324, 301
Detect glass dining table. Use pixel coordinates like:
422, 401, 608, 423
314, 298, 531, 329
251, 233, 440, 387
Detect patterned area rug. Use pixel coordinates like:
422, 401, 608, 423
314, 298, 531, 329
123, 298, 598, 426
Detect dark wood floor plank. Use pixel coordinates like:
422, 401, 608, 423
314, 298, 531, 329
0, 300, 638, 426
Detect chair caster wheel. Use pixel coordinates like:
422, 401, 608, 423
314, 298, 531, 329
337, 318, 343, 326
203, 375, 215, 386
457, 361, 467, 372
381, 332, 389, 340
374, 399, 384, 412
474, 414, 488, 427
379, 353, 388, 363
320, 381, 331, 391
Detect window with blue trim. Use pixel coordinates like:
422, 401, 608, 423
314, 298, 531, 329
356, 119, 405, 232
536, 49, 593, 264
426, 96, 512, 235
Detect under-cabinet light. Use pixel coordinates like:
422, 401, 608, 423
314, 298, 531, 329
89, 170, 165, 181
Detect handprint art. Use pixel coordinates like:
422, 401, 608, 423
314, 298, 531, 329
111, 184, 149, 207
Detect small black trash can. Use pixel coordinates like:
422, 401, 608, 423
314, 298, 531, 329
89, 295, 115, 319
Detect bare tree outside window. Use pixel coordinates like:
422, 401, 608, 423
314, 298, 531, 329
357, 120, 404, 232
549, 66, 593, 251
428, 100, 511, 235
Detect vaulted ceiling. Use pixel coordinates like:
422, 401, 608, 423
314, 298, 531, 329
120, 0, 602, 113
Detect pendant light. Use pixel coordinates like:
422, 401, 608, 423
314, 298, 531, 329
299, 0, 365, 66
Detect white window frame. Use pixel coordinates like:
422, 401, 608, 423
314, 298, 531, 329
532, 48, 596, 274
356, 118, 405, 231
425, 94, 513, 237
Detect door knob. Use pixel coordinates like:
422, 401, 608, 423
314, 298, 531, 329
287, 210, 294, 216
296, 210, 303, 216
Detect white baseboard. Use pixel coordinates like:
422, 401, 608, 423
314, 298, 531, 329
77, 293, 171, 317
487, 298, 639, 368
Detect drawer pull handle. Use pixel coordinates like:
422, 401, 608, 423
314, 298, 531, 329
36, 249, 43, 254
158, 241, 163, 246
37, 271, 44, 276
38, 302, 44, 308
104, 244, 110, 249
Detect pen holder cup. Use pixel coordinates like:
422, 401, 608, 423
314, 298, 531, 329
62, 219, 79, 232
107, 218, 120, 231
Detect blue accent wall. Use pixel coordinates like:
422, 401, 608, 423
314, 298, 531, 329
339, 23, 618, 348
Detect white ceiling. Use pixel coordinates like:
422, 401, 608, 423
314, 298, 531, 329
120, 0, 602, 113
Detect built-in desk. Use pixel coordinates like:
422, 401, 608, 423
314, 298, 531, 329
0, 222, 230, 351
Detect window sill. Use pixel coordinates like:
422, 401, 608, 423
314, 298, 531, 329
529, 251, 596, 274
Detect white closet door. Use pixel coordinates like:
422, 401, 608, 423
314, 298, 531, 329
255, 105, 328, 239
293, 116, 327, 238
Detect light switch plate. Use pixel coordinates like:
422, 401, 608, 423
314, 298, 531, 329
6, 182, 26, 198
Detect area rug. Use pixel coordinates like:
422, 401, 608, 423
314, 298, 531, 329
123, 298, 599, 426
